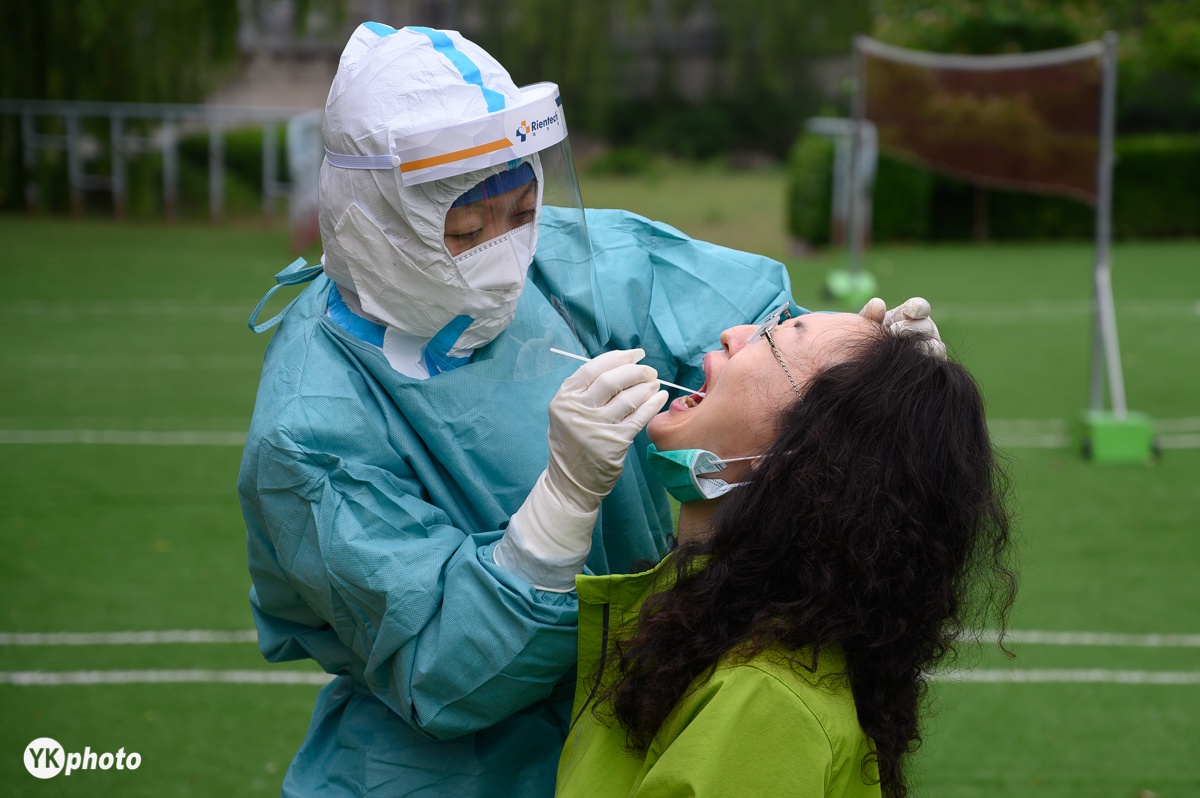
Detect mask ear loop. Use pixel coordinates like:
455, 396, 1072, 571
695, 453, 762, 479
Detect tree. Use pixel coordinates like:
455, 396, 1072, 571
0, 1, 242, 103
872, 0, 1200, 132
472, 0, 871, 158
873, 0, 1107, 54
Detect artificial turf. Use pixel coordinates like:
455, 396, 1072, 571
1, 201, 1196, 796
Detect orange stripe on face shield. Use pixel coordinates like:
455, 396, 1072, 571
398, 138, 512, 174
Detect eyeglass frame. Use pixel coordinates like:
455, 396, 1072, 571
747, 303, 803, 400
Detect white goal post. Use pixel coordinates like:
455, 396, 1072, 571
851, 33, 1141, 441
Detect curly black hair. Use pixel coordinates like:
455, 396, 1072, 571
605, 331, 1017, 798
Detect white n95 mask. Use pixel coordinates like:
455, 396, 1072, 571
452, 221, 538, 297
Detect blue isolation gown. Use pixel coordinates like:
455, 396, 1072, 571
239, 208, 795, 797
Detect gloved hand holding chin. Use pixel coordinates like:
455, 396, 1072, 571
494, 349, 669, 591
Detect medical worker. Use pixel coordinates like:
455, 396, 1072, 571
239, 23, 943, 798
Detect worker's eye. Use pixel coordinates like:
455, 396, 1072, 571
445, 204, 485, 241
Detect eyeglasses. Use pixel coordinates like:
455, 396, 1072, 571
747, 304, 803, 400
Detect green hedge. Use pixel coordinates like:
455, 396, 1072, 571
1112, 135, 1200, 237
177, 125, 288, 194
873, 156, 934, 242
788, 133, 1200, 243
786, 133, 933, 245
0, 123, 287, 218
786, 133, 834, 244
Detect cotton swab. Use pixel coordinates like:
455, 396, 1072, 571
549, 348, 704, 395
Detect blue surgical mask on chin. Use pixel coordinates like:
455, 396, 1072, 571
646, 443, 761, 503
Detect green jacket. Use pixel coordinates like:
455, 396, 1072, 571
556, 556, 881, 798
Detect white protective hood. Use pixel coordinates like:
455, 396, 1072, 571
318, 23, 545, 354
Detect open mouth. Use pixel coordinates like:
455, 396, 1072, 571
680, 381, 708, 409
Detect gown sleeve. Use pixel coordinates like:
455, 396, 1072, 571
580, 208, 797, 389
240, 345, 580, 742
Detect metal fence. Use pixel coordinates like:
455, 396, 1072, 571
0, 100, 323, 248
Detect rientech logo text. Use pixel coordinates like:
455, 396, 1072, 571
24, 737, 142, 779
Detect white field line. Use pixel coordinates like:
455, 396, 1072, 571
988, 418, 1200, 450
936, 669, 1200, 685
0, 670, 333, 686
1, 300, 1193, 336
3, 630, 1198, 687
979, 630, 1200, 647
0, 416, 252, 428
0, 300, 247, 319
988, 420, 1069, 432
0, 430, 246, 446
1153, 417, 1200, 433
1159, 434, 1200, 449
930, 299, 1200, 322
1, 668, 1196, 687
0, 298, 1193, 330
0, 630, 258, 646
4, 629, 1200, 648
6, 354, 261, 370
8, 298, 1195, 321
992, 433, 1071, 449
0, 421, 1196, 449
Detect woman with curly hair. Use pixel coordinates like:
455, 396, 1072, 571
555, 307, 1017, 798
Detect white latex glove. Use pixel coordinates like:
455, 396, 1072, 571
859, 296, 947, 359
494, 349, 668, 591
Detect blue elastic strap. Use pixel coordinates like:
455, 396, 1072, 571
326, 284, 387, 348
406, 26, 507, 113
451, 162, 536, 208
363, 21, 398, 37
248, 258, 326, 334
423, 315, 475, 375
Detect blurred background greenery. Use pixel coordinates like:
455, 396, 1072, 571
3, 0, 1200, 238
4, 1, 1199, 141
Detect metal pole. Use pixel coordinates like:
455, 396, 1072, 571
831, 135, 848, 246
262, 121, 277, 223
21, 112, 37, 212
209, 116, 224, 222
1088, 298, 1106, 411
1095, 267, 1126, 417
162, 117, 179, 222
66, 113, 83, 217
111, 114, 127, 219
847, 36, 866, 277
1092, 31, 1126, 419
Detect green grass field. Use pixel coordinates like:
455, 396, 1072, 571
1, 166, 1198, 797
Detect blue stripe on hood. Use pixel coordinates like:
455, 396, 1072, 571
407, 26, 507, 113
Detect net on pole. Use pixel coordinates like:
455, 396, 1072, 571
857, 37, 1106, 204
853, 34, 1152, 462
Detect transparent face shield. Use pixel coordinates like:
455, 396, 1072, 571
324, 82, 607, 359
442, 165, 540, 259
